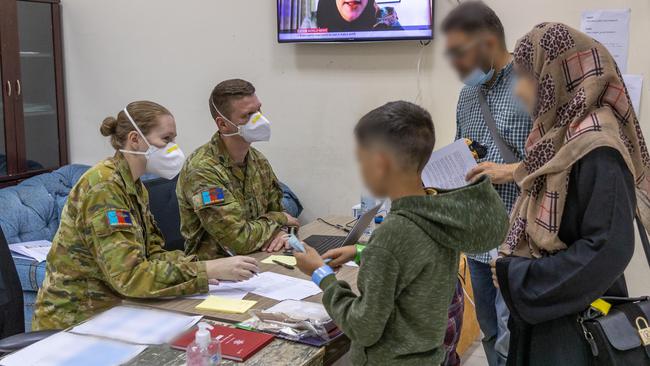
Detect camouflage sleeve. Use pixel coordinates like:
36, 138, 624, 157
266, 168, 285, 214
82, 183, 208, 298
184, 169, 286, 254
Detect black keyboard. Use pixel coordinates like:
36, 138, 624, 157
303, 235, 347, 254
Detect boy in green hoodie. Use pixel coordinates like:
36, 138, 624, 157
295, 101, 509, 365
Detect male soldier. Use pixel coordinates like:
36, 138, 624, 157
177, 79, 299, 260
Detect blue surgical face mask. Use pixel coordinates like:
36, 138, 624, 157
463, 67, 495, 87
462, 42, 495, 87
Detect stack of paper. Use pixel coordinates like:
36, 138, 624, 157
195, 296, 257, 314
71, 306, 202, 344
9, 240, 52, 262
0, 332, 146, 366
185, 284, 249, 300
243, 272, 322, 301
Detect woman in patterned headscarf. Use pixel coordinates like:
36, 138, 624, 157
490, 23, 650, 365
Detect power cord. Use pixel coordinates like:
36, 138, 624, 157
415, 40, 432, 105
317, 218, 354, 233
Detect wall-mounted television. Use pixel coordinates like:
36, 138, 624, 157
277, 0, 433, 43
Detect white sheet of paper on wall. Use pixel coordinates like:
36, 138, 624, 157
580, 9, 631, 73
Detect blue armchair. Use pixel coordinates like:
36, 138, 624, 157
0, 165, 303, 331
0, 165, 90, 332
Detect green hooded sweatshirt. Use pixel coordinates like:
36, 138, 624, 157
319, 177, 509, 365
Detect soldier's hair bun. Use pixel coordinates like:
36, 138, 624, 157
100, 116, 118, 137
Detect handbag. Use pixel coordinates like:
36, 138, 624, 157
578, 216, 650, 366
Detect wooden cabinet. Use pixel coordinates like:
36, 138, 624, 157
0, 0, 67, 184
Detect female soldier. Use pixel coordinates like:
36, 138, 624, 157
33, 101, 259, 330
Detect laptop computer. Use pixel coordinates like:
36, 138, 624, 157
304, 202, 383, 255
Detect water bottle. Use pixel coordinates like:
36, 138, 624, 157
360, 192, 377, 236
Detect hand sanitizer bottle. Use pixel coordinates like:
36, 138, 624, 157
186, 322, 222, 366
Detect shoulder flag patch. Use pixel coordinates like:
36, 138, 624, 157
106, 210, 133, 227
201, 188, 225, 206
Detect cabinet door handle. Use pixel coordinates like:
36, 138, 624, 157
5, 81, 10, 96
16, 80, 21, 96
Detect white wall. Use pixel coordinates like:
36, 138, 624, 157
61, 0, 650, 295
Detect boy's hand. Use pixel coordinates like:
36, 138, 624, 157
294, 245, 325, 276
322, 246, 357, 268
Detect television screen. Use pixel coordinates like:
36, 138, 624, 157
277, 0, 433, 43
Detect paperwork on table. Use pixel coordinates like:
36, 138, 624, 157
0, 332, 146, 366
195, 296, 258, 314
185, 284, 249, 300
421, 139, 477, 190
70, 305, 201, 345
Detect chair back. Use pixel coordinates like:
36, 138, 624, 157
0, 227, 25, 338
144, 177, 184, 252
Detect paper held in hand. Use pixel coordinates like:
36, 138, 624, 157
421, 139, 478, 190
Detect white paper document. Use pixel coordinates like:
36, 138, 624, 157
0, 332, 146, 366
623, 74, 643, 115
580, 9, 631, 73
71, 305, 202, 345
216, 272, 322, 301
9, 240, 52, 262
421, 139, 477, 190
185, 283, 249, 300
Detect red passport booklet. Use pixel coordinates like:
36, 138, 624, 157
171, 325, 274, 362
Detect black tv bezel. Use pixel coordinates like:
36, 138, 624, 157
276, 0, 434, 44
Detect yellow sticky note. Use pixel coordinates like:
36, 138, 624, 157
261, 255, 297, 266
195, 296, 257, 314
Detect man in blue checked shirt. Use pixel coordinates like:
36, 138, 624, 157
441, 3, 532, 366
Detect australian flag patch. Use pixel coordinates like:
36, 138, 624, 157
106, 210, 133, 227
201, 188, 225, 205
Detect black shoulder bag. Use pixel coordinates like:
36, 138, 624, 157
579, 216, 650, 366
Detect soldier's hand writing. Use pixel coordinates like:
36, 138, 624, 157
261, 231, 288, 252
206, 256, 259, 281
283, 213, 300, 227
322, 246, 356, 269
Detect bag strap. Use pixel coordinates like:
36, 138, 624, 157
477, 89, 519, 164
635, 215, 650, 268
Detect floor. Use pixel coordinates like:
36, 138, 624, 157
462, 341, 489, 366
331, 340, 489, 366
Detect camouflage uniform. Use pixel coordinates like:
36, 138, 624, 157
177, 132, 287, 260
32, 153, 208, 331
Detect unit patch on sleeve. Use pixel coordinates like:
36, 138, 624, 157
106, 209, 133, 227
193, 187, 226, 208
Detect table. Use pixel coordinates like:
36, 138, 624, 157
125, 216, 359, 366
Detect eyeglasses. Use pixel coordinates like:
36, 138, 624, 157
444, 38, 481, 61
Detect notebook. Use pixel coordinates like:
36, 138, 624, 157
261, 255, 297, 266
195, 296, 257, 314
171, 325, 274, 362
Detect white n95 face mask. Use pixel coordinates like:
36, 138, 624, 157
119, 108, 186, 180
211, 99, 272, 143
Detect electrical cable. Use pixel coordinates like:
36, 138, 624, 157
415, 40, 431, 105
317, 218, 352, 233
